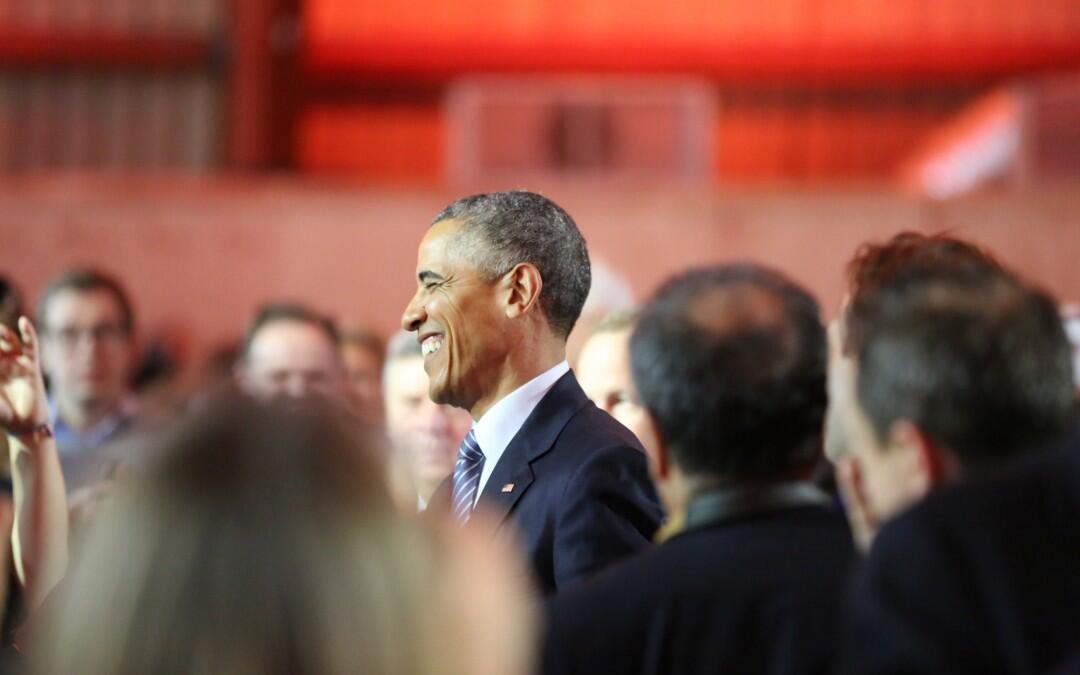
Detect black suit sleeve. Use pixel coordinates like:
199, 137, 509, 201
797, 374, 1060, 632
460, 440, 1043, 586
552, 443, 661, 591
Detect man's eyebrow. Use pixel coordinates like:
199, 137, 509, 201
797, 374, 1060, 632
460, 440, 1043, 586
418, 270, 444, 284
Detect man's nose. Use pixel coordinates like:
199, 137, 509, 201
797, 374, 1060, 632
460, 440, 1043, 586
401, 292, 425, 332
285, 375, 310, 399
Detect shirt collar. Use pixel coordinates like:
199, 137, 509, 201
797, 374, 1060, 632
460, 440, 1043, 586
48, 396, 136, 451
472, 361, 570, 473
680, 481, 832, 535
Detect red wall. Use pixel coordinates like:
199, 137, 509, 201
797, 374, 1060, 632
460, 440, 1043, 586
4, 176, 1079, 371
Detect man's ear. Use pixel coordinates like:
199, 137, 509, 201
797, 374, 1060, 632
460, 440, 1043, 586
887, 420, 949, 499
501, 263, 543, 320
835, 456, 876, 552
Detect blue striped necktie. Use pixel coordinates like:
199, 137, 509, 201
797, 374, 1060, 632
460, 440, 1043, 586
452, 430, 485, 523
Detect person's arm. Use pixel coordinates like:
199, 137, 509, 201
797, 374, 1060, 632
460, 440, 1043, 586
0, 317, 68, 610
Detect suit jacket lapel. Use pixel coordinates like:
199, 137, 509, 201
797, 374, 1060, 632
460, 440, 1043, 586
471, 372, 589, 537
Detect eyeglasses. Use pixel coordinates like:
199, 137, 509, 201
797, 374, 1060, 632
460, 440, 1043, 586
45, 323, 130, 349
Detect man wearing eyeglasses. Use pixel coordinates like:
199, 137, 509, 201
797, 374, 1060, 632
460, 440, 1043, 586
36, 269, 138, 493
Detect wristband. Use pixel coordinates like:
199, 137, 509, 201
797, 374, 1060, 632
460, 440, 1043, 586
11, 423, 53, 444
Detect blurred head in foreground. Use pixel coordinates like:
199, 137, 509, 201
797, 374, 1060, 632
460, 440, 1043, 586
630, 264, 827, 516
825, 232, 1005, 548
29, 396, 536, 675
835, 260, 1075, 547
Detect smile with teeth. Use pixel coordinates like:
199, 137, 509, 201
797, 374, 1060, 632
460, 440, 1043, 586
422, 335, 444, 357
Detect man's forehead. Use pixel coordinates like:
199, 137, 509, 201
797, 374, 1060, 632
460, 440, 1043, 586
46, 288, 124, 321
416, 219, 469, 267
250, 320, 338, 360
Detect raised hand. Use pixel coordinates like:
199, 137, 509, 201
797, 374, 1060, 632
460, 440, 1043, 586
0, 317, 49, 435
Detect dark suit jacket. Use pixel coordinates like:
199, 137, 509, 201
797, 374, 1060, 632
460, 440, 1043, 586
542, 485, 856, 675
838, 434, 1080, 675
429, 371, 663, 595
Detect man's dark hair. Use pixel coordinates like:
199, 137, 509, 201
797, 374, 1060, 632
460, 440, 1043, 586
241, 303, 340, 360
630, 263, 827, 481
853, 265, 1075, 466
432, 191, 591, 339
341, 328, 385, 362
36, 268, 134, 334
843, 231, 1002, 355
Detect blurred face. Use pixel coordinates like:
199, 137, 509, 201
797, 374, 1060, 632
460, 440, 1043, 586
384, 355, 472, 500
576, 328, 660, 462
825, 317, 874, 549
401, 220, 507, 414
341, 342, 384, 422
241, 320, 346, 400
41, 288, 133, 409
833, 357, 928, 532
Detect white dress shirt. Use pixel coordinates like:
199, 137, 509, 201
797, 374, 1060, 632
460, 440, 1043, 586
470, 360, 570, 506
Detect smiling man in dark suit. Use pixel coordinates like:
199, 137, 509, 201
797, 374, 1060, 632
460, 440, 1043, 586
542, 264, 855, 675
400, 191, 662, 595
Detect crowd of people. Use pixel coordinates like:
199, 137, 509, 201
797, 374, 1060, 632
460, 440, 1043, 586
0, 190, 1078, 674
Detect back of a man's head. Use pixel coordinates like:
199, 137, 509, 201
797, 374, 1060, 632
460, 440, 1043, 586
851, 265, 1075, 466
842, 231, 1001, 354
631, 264, 827, 482
432, 191, 591, 340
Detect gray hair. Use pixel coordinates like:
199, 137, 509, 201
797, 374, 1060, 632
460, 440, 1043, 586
433, 191, 591, 339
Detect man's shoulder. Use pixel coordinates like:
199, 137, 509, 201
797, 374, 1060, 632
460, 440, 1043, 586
545, 507, 855, 674
559, 402, 644, 451
526, 371, 646, 460
554, 505, 852, 612
880, 437, 1080, 553
843, 446, 1080, 675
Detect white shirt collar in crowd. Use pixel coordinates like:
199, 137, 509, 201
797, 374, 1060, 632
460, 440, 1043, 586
470, 360, 570, 506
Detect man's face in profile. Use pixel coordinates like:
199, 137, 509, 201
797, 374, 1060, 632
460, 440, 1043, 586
241, 320, 346, 400
833, 356, 929, 535
402, 219, 506, 413
384, 355, 471, 499
41, 288, 134, 407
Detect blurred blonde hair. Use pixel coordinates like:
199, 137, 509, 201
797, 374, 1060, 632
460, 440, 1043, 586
27, 395, 490, 675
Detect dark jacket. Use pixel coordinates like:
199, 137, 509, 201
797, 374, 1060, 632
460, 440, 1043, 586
542, 483, 856, 675
839, 434, 1080, 675
429, 371, 663, 595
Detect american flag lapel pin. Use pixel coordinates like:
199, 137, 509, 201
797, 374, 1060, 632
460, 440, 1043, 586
501, 483, 515, 493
